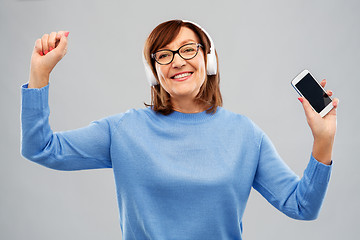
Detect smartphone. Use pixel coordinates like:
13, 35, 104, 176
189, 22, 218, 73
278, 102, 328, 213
291, 69, 333, 117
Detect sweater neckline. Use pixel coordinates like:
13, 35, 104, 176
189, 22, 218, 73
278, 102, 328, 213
148, 107, 222, 124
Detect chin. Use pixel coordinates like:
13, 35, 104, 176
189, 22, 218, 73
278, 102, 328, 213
172, 87, 200, 97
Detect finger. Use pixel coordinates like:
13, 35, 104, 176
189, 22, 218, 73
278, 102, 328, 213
33, 38, 44, 56
326, 90, 333, 97
298, 97, 317, 120
55, 31, 65, 48
320, 79, 326, 88
41, 33, 50, 55
48, 32, 57, 52
325, 98, 339, 117
53, 31, 69, 55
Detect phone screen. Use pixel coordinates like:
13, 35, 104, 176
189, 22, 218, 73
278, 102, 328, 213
295, 73, 332, 113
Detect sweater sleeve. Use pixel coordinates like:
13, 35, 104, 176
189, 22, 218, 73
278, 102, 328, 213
21, 83, 113, 171
253, 131, 332, 220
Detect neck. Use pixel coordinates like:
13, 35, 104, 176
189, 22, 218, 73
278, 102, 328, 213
171, 97, 209, 113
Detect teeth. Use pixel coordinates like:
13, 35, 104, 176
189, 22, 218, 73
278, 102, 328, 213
173, 72, 191, 79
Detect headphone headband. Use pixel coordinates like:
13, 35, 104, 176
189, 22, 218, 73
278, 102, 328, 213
143, 20, 217, 86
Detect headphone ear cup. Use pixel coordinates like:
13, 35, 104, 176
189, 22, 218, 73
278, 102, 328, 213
206, 52, 217, 75
143, 54, 158, 86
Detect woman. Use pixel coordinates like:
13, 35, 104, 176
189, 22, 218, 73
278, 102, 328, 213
21, 20, 338, 239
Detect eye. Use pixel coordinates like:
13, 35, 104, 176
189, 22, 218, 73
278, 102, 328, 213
182, 47, 195, 53
157, 51, 171, 59
158, 53, 169, 59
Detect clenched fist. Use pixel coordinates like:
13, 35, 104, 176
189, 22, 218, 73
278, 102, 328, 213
29, 31, 69, 88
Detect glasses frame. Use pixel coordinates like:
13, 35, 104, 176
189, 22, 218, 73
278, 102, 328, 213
151, 43, 203, 65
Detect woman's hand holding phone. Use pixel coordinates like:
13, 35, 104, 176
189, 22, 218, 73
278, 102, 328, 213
298, 79, 339, 165
28, 31, 69, 88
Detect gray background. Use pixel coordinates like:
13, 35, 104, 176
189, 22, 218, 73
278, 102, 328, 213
1, 0, 359, 239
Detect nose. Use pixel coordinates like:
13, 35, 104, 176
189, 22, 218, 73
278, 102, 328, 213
171, 53, 186, 68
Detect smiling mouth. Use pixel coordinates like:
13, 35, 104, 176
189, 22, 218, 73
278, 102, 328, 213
171, 72, 193, 80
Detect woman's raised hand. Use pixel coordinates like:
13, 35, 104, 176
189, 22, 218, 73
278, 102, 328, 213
28, 31, 69, 88
298, 79, 339, 165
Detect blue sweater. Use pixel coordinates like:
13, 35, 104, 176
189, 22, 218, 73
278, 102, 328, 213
21, 84, 332, 240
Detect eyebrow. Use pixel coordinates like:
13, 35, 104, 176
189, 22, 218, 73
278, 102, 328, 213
179, 39, 197, 45
160, 39, 197, 50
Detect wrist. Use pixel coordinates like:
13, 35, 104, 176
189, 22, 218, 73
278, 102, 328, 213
312, 138, 334, 165
29, 71, 50, 88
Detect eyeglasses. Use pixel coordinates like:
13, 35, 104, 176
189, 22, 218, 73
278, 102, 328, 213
151, 43, 203, 65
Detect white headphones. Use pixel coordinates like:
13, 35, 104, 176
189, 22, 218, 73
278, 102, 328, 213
143, 20, 217, 87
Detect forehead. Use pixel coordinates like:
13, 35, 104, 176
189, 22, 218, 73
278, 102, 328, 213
163, 26, 200, 49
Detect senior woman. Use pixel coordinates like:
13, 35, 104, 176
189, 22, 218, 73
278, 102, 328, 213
21, 20, 338, 239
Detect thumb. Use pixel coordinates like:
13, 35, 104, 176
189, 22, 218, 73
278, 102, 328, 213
54, 31, 69, 55
298, 97, 317, 120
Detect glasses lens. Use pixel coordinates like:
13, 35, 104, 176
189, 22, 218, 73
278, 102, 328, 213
179, 44, 198, 59
154, 50, 173, 65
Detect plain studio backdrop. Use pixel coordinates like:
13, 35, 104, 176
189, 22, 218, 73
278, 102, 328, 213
1, 0, 359, 239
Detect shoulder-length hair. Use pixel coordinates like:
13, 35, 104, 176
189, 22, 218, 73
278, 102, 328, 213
143, 20, 222, 115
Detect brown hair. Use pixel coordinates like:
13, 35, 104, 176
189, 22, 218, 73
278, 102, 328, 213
143, 20, 222, 115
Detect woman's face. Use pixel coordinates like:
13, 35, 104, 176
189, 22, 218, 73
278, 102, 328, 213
155, 27, 206, 102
